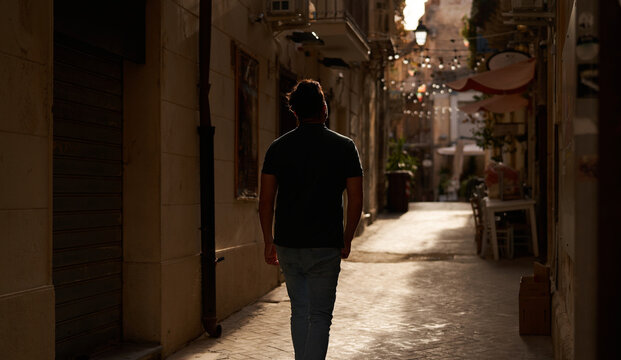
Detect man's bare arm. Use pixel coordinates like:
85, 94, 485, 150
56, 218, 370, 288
342, 176, 363, 259
259, 173, 279, 265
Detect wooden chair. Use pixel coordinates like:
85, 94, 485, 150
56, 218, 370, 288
471, 184, 514, 259
469, 193, 484, 255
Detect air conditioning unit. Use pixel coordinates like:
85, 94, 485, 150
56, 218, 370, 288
511, 0, 544, 10
265, 0, 310, 30
266, 0, 308, 19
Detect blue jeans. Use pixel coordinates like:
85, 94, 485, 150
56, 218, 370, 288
276, 246, 342, 360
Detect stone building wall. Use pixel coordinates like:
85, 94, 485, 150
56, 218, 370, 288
0, 0, 386, 358
549, 0, 599, 358
0, 1, 55, 359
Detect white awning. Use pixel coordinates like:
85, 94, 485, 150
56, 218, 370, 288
447, 58, 536, 94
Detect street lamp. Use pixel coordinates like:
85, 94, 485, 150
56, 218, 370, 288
414, 19, 428, 47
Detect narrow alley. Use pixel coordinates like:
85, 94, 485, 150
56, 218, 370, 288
168, 203, 553, 360
3, 0, 620, 358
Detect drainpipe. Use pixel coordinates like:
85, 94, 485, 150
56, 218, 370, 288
199, 0, 222, 338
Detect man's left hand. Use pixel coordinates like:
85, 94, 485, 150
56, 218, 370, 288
341, 241, 352, 259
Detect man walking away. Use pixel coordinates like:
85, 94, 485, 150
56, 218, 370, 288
259, 79, 363, 360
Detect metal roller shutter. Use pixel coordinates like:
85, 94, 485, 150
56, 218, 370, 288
53, 38, 123, 359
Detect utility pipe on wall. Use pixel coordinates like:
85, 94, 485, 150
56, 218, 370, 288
198, 0, 222, 338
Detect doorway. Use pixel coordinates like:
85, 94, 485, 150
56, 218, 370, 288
52, 36, 124, 359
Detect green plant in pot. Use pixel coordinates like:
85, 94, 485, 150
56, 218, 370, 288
437, 167, 451, 196
386, 138, 419, 173
385, 138, 419, 212
471, 112, 523, 163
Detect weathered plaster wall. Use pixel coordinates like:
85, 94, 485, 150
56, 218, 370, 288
0, 0, 55, 359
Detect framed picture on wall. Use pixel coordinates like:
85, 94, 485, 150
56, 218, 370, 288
233, 45, 259, 199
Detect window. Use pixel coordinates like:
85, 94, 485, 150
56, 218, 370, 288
271, 0, 290, 11
234, 46, 260, 199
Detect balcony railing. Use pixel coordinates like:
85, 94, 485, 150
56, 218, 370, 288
310, 0, 368, 39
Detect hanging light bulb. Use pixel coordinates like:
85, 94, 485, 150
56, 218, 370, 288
388, 55, 393, 61
394, 54, 400, 60
403, 59, 409, 64
425, 56, 431, 63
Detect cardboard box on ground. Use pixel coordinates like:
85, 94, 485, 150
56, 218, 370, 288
519, 262, 551, 335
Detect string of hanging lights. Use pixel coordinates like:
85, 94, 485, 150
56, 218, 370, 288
387, 25, 514, 69
384, 24, 519, 123
387, 51, 487, 72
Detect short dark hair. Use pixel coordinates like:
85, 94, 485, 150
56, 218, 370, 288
286, 79, 325, 119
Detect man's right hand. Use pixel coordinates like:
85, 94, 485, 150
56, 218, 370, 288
264, 241, 279, 265
259, 173, 279, 266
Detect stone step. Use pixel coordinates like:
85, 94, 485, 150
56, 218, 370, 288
92, 343, 162, 360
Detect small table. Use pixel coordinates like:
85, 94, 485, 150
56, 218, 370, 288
483, 198, 538, 260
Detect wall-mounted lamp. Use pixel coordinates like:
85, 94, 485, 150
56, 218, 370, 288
414, 19, 429, 47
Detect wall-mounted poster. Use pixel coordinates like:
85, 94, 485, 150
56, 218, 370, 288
234, 46, 259, 199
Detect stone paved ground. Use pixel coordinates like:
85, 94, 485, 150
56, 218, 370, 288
167, 203, 553, 360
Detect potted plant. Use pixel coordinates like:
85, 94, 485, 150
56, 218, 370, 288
471, 111, 525, 163
385, 138, 418, 212
437, 167, 451, 202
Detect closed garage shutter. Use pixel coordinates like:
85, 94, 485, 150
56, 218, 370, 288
53, 38, 123, 359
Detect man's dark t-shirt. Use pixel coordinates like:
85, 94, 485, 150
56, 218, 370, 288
262, 123, 363, 249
